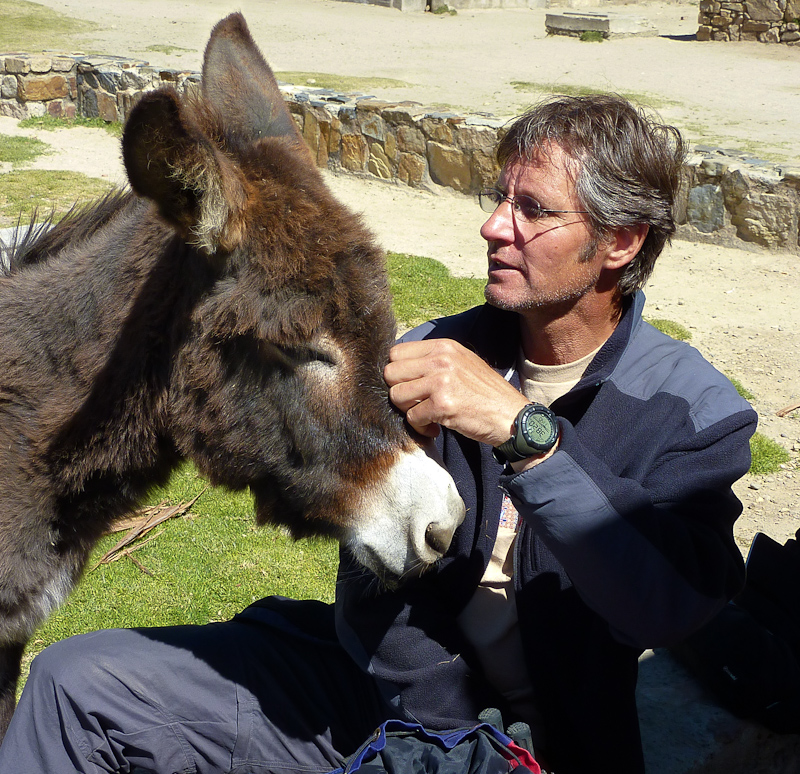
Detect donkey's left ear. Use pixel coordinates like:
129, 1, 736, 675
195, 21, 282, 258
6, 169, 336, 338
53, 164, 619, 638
201, 13, 307, 151
122, 89, 247, 255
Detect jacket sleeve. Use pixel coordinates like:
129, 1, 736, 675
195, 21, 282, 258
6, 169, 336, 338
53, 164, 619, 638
334, 548, 499, 730
501, 405, 756, 649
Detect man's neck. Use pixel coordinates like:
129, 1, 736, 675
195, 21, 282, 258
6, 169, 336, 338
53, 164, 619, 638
518, 292, 625, 366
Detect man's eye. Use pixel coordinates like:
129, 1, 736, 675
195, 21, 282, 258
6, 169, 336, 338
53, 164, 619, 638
516, 196, 543, 220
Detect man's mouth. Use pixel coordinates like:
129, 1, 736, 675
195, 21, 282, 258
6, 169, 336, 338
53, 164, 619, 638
488, 255, 519, 274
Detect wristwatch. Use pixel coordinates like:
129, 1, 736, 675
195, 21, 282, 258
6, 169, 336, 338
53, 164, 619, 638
493, 403, 560, 465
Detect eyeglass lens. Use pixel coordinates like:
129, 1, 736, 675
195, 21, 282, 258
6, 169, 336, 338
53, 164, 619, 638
479, 189, 543, 222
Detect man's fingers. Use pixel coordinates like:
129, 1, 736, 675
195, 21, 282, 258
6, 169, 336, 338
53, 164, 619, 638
404, 407, 441, 439
388, 339, 443, 362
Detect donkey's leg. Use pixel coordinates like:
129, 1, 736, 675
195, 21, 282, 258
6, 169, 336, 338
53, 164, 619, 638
0, 641, 25, 741
0, 527, 87, 741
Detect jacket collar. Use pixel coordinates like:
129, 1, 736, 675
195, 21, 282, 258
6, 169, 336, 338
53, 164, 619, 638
462, 291, 645, 396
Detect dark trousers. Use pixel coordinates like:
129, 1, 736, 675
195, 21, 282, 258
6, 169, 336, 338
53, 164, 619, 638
0, 598, 389, 773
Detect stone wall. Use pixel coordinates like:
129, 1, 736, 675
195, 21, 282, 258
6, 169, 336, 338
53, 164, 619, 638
697, 0, 800, 42
679, 146, 800, 251
286, 89, 503, 194
0, 52, 198, 122
2, 51, 800, 254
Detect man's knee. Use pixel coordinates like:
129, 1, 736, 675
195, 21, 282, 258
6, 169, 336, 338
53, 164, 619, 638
27, 628, 135, 701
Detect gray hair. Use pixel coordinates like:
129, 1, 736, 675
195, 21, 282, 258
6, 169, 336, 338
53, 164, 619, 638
496, 94, 686, 295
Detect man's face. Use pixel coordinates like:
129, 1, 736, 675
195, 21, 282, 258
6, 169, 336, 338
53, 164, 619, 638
481, 145, 609, 314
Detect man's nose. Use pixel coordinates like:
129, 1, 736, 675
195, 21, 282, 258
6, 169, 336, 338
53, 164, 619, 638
480, 200, 515, 244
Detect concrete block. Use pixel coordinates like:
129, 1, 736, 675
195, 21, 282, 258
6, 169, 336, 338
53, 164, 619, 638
545, 11, 658, 38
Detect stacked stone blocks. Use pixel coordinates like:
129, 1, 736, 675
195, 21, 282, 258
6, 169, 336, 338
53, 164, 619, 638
286, 94, 502, 194
697, 0, 800, 42
1, 53, 79, 119
679, 148, 800, 251
2, 51, 800, 254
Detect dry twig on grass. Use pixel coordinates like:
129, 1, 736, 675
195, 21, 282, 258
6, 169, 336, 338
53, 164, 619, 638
777, 401, 800, 418
91, 488, 208, 573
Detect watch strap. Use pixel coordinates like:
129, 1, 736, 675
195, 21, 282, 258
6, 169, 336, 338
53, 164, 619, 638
493, 438, 532, 464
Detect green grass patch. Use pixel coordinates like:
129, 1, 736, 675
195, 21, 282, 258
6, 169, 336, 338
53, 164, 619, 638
579, 30, 605, 42
21, 462, 338, 692
0, 0, 96, 52
646, 317, 692, 342
749, 432, 790, 475
141, 44, 194, 56
275, 72, 413, 92
0, 169, 114, 226
19, 115, 123, 137
388, 252, 485, 330
709, 377, 789, 475
0, 132, 50, 165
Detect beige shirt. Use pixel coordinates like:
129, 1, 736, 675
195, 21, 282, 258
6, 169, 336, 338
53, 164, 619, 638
456, 344, 602, 745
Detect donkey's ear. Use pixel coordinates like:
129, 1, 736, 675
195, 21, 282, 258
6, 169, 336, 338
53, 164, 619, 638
122, 89, 247, 254
201, 13, 305, 147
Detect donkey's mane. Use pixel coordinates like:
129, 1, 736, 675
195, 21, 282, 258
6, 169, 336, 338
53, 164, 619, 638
1, 189, 133, 275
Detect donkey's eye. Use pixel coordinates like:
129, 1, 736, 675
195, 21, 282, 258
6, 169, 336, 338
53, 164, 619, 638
286, 345, 338, 368
303, 348, 337, 367
249, 337, 341, 373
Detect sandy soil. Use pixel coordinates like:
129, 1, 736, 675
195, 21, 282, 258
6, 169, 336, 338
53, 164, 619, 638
1, 0, 798, 556
17, 0, 800, 165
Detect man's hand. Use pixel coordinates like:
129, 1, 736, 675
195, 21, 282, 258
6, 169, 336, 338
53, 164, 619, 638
384, 339, 530, 447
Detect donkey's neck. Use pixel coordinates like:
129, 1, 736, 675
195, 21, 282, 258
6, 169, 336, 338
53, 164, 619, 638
16, 195, 211, 501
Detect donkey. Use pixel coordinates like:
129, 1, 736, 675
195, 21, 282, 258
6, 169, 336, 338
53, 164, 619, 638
0, 13, 464, 738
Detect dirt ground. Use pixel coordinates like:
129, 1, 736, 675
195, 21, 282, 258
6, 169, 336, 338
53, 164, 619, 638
1, 0, 799, 556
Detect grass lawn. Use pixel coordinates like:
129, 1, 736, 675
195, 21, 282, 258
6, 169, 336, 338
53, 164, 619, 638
0, 0, 96, 53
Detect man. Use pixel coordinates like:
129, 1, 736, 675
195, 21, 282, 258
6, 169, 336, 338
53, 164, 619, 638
339, 94, 756, 773
0, 95, 756, 774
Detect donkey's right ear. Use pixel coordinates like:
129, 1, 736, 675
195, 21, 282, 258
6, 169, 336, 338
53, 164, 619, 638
122, 89, 247, 255
201, 13, 307, 150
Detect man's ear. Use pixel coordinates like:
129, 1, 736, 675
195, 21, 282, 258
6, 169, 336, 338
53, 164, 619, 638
602, 223, 649, 271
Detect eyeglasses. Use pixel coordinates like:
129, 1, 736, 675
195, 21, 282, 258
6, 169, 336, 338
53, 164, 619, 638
478, 188, 589, 224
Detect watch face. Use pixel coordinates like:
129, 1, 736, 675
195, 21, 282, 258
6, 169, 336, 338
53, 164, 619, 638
523, 410, 556, 446
518, 404, 558, 453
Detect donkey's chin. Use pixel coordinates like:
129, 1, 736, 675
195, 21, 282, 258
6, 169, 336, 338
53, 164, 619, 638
345, 444, 465, 584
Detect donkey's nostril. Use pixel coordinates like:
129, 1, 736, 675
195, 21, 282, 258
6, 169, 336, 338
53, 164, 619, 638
425, 521, 453, 557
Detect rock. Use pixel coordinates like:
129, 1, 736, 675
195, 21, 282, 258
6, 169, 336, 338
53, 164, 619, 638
18, 74, 69, 102
686, 184, 727, 233
397, 152, 427, 187
745, 0, 784, 19
427, 142, 471, 192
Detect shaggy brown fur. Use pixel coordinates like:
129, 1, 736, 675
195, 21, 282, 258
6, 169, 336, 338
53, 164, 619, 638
0, 13, 426, 738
